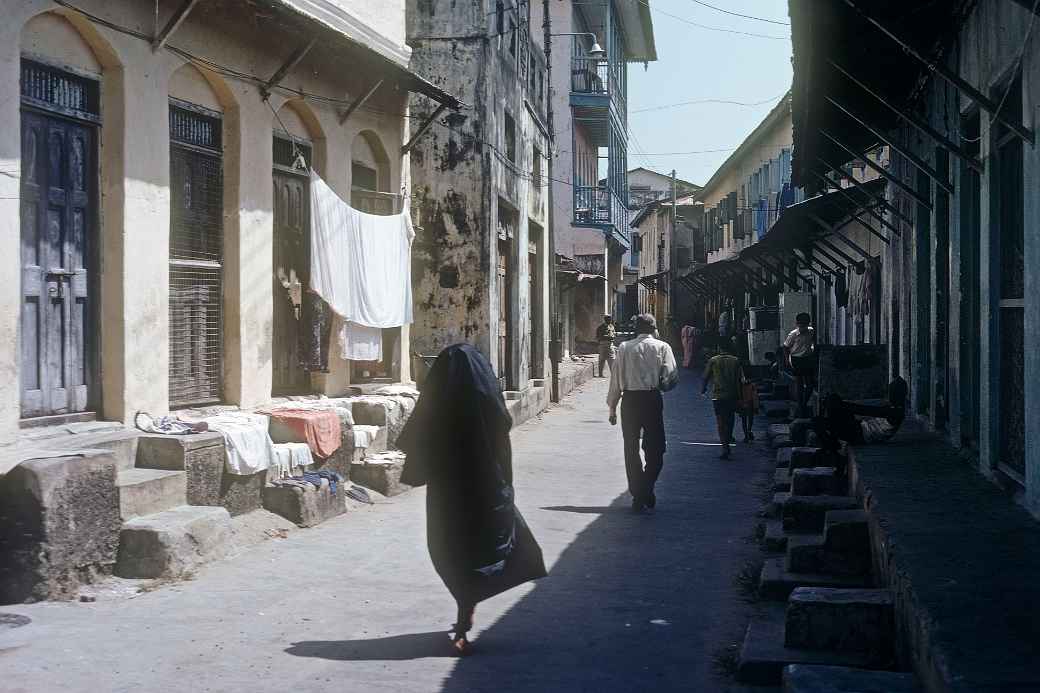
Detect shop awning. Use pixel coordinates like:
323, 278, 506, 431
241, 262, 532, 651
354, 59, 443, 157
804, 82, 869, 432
678, 179, 887, 297
638, 270, 670, 293
789, 0, 983, 192
255, 0, 464, 109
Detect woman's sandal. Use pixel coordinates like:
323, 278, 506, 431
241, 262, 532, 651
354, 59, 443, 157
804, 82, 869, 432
451, 607, 475, 656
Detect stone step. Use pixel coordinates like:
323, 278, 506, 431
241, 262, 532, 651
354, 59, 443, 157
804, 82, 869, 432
766, 492, 791, 519
116, 468, 187, 520
115, 505, 231, 579
786, 535, 870, 576
28, 426, 141, 471
777, 447, 794, 469
760, 557, 871, 601
737, 606, 879, 686
783, 665, 919, 692
792, 467, 844, 496
262, 479, 346, 527
768, 423, 792, 440
823, 509, 870, 553
763, 520, 817, 553
764, 401, 793, 419
789, 418, 813, 446
774, 469, 792, 492
785, 588, 895, 656
351, 451, 409, 496
783, 495, 860, 533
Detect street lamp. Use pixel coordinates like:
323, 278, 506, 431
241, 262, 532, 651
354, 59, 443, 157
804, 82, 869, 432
550, 32, 606, 60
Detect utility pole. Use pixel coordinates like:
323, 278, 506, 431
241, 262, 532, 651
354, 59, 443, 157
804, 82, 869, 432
544, 0, 561, 403
669, 168, 677, 338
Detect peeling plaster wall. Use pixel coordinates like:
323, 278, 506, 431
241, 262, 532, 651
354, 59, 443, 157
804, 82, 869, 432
407, 0, 550, 390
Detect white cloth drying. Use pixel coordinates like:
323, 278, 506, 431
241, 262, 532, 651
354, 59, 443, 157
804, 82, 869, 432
352, 424, 381, 449
339, 320, 383, 361
309, 170, 414, 329
203, 412, 277, 475
272, 442, 314, 478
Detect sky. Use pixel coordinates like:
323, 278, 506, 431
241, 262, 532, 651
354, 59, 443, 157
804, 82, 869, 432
625, 0, 793, 187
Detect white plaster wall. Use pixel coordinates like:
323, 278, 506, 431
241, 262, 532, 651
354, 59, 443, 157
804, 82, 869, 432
0, 0, 412, 443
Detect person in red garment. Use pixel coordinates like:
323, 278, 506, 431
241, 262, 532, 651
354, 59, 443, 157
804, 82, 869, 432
397, 344, 547, 655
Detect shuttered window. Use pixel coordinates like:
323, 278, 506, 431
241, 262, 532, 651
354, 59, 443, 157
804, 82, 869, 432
169, 99, 224, 407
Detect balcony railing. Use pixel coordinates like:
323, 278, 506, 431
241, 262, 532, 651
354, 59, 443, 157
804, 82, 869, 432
573, 184, 630, 246
351, 189, 402, 216
569, 38, 626, 118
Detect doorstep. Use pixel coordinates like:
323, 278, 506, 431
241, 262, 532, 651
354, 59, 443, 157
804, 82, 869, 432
848, 423, 1040, 692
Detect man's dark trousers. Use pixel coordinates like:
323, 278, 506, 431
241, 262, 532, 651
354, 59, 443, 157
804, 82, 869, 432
621, 390, 665, 505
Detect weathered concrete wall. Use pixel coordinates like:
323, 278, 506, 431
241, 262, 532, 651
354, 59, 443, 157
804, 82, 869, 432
407, 0, 550, 390
0, 1, 412, 444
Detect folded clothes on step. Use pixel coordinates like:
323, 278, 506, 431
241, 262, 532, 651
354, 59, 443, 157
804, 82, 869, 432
262, 407, 342, 459
352, 424, 380, 449
269, 469, 344, 495
272, 442, 314, 479
204, 412, 277, 475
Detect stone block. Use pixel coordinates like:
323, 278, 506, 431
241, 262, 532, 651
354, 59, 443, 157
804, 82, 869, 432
790, 419, 813, 446
220, 470, 266, 517
0, 451, 121, 603
314, 438, 359, 480
792, 468, 844, 497
786, 535, 870, 577
772, 436, 794, 450
783, 495, 860, 532
783, 665, 918, 693
767, 492, 791, 519
350, 452, 410, 496
759, 557, 871, 602
789, 447, 823, 474
136, 433, 225, 507
38, 428, 141, 471
777, 448, 794, 469
768, 424, 791, 441
785, 588, 895, 656
764, 401, 792, 419
823, 510, 870, 553
262, 480, 346, 528
764, 520, 816, 553
774, 468, 792, 492
737, 607, 879, 685
116, 469, 187, 520
115, 506, 231, 579
351, 398, 409, 447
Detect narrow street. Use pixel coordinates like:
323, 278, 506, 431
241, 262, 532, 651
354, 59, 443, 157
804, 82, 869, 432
1, 372, 776, 693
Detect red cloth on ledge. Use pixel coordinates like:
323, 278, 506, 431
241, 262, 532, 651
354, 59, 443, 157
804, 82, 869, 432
263, 408, 342, 459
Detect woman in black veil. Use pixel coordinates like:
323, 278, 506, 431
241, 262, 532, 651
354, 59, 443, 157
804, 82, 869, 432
397, 344, 547, 655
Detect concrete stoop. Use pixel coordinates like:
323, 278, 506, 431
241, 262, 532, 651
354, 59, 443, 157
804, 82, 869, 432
791, 468, 844, 497
783, 665, 919, 692
759, 556, 871, 601
774, 468, 792, 492
737, 606, 880, 685
763, 519, 817, 553
262, 480, 346, 528
782, 495, 860, 532
115, 505, 231, 579
350, 451, 410, 497
116, 468, 187, 520
785, 588, 894, 657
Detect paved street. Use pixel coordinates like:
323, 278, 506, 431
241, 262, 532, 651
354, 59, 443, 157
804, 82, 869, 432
1, 370, 776, 693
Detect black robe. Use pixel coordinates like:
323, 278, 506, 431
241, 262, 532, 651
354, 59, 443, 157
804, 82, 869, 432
397, 344, 547, 606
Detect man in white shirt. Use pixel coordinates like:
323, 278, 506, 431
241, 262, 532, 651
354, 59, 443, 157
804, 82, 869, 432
607, 314, 679, 512
783, 312, 817, 416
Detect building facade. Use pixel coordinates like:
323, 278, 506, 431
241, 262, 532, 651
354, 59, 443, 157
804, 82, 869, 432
1, 0, 457, 445
534, 0, 656, 355
406, 0, 551, 394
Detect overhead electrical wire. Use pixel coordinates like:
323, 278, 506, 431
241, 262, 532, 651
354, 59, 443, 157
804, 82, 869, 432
688, 0, 790, 27
631, 93, 788, 114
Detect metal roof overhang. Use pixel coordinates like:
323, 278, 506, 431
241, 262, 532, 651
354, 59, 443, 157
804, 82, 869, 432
789, 0, 969, 192
638, 270, 670, 293
260, 0, 463, 109
679, 179, 887, 297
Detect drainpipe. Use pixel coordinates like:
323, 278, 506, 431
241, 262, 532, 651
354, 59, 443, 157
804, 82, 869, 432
544, 0, 562, 403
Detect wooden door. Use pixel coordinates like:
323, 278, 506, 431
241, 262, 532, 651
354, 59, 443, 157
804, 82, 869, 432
272, 168, 309, 394
20, 110, 97, 418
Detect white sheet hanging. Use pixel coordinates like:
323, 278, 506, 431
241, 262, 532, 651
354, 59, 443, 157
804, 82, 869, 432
339, 320, 383, 361
309, 170, 414, 329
